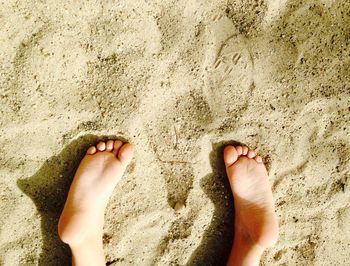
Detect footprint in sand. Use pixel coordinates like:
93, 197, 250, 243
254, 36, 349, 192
141, 89, 213, 210
211, 34, 253, 85
80, 5, 161, 126
203, 17, 254, 119
9, 22, 88, 117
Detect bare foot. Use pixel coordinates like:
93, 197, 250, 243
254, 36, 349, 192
224, 145, 278, 266
58, 140, 133, 250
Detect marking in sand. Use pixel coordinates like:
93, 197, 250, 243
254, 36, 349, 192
210, 33, 254, 87
212, 13, 224, 22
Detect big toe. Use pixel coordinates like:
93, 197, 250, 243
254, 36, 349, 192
118, 143, 134, 166
224, 145, 239, 167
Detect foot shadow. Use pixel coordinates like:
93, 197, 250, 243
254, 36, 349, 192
188, 140, 241, 266
17, 134, 120, 266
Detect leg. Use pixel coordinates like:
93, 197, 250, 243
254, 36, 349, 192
224, 145, 279, 266
58, 140, 134, 266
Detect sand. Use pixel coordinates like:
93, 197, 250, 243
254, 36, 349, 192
0, 0, 349, 265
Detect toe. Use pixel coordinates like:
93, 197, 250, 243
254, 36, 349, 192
224, 146, 239, 167
242, 146, 248, 155
235, 146, 243, 155
97, 141, 106, 151
247, 150, 255, 159
254, 155, 263, 163
113, 140, 123, 156
106, 140, 114, 151
118, 143, 134, 166
86, 146, 97, 155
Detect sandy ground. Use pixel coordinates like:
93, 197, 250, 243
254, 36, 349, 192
0, 0, 349, 265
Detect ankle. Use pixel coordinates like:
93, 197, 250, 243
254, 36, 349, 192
69, 234, 105, 266
67, 230, 103, 249
227, 219, 265, 266
58, 212, 104, 247
70, 232, 103, 247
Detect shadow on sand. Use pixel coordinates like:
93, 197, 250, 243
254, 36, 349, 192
188, 140, 241, 266
17, 134, 119, 266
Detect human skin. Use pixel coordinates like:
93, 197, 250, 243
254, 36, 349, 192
58, 141, 278, 266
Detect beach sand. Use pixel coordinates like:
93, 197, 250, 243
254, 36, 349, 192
0, 0, 349, 265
